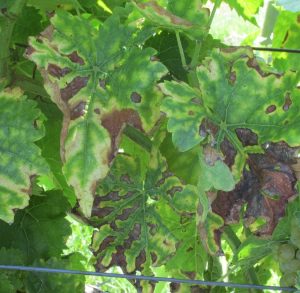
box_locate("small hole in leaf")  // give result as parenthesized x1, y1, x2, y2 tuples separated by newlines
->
(188, 110, 194, 116)
(265, 105, 276, 114)
(131, 92, 142, 103)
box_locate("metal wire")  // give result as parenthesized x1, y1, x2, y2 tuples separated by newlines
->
(0, 265, 296, 291)
(251, 47, 300, 54)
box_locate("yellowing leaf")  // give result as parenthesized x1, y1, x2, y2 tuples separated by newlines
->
(160, 49, 300, 157)
(90, 143, 191, 275)
(27, 11, 167, 217)
(0, 88, 48, 223)
(133, 0, 209, 40)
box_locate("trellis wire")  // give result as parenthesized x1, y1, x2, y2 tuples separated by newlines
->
(252, 47, 300, 54)
(0, 265, 296, 291)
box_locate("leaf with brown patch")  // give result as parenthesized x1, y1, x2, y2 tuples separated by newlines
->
(133, 0, 209, 40)
(26, 10, 167, 217)
(90, 141, 195, 276)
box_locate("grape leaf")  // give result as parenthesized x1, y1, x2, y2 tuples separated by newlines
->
(166, 190, 208, 283)
(12, 6, 43, 44)
(133, 0, 209, 40)
(0, 88, 48, 223)
(90, 144, 193, 277)
(0, 248, 25, 293)
(25, 253, 85, 293)
(199, 146, 235, 192)
(160, 133, 201, 185)
(213, 141, 297, 236)
(273, 11, 300, 71)
(37, 100, 76, 206)
(26, 10, 167, 217)
(27, 0, 80, 11)
(0, 191, 71, 263)
(160, 49, 300, 154)
(233, 236, 273, 268)
(222, 0, 263, 25)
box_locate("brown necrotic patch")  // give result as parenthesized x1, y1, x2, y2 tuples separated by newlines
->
(47, 64, 71, 78)
(265, 104, 276, 114)
(60, 76, 89, 101)
(229, 71, 236, 85)
(130, 92, 142, 103)
(99, 79, 106, 89)
(94, 108, 101, 115)
(70, 101, 86, 120)
(247, 58, 281, 78)
(101, 109, 143, 161)
(138, 2, 193, 27)
(91, 206, 114, 218)
(67, 51, 85, 65)
(116, 205, 139, 221)
(167, 186, 183, 197)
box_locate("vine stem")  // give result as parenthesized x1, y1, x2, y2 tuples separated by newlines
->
(175, 31, 187, 69)
(190, 0, 220, 69)
(223, 226, 260, 293)
(0, 0, 26, 84)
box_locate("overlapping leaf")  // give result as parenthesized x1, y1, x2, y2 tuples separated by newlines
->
(0, 191, 71, 263)
(90, 143, 195, 276)
(133, 0, 209, 40)
(0, 88, 48, 223)
(222, 0, 263, 25)
(273, 11, 300, 71)
(160, 49, 300, 155)
(27, 10, 167, 217)
(26, 253, 85, 293)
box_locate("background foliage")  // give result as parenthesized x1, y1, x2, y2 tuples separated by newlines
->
(1, 0, 300, 292)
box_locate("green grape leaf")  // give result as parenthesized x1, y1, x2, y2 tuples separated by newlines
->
(37, 100, 76, 206)
(160, 133, 201, 185)
(273, 11, 300, 71)
(0, 191, 71, 263)
(26, 10, 167, 217)
(0, 275, 15, 293)
(91, 145, 191, 275)
(27, 0, 80, 11)
(0, 248, 25, 293)
(12, 6, 43, 45)
(160, 81, 204, 151)
(199, 146, 235, 192)
(166, 191, 209, 283)
(272, 197, 300, 241)
(133, 0, 209, 40)
(0, 88, 49, 223)
(25, 253, 85, 293)
(233, 236, 273, 268)
(160, 49, 300, 155)
(222, 0, 263, 25)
